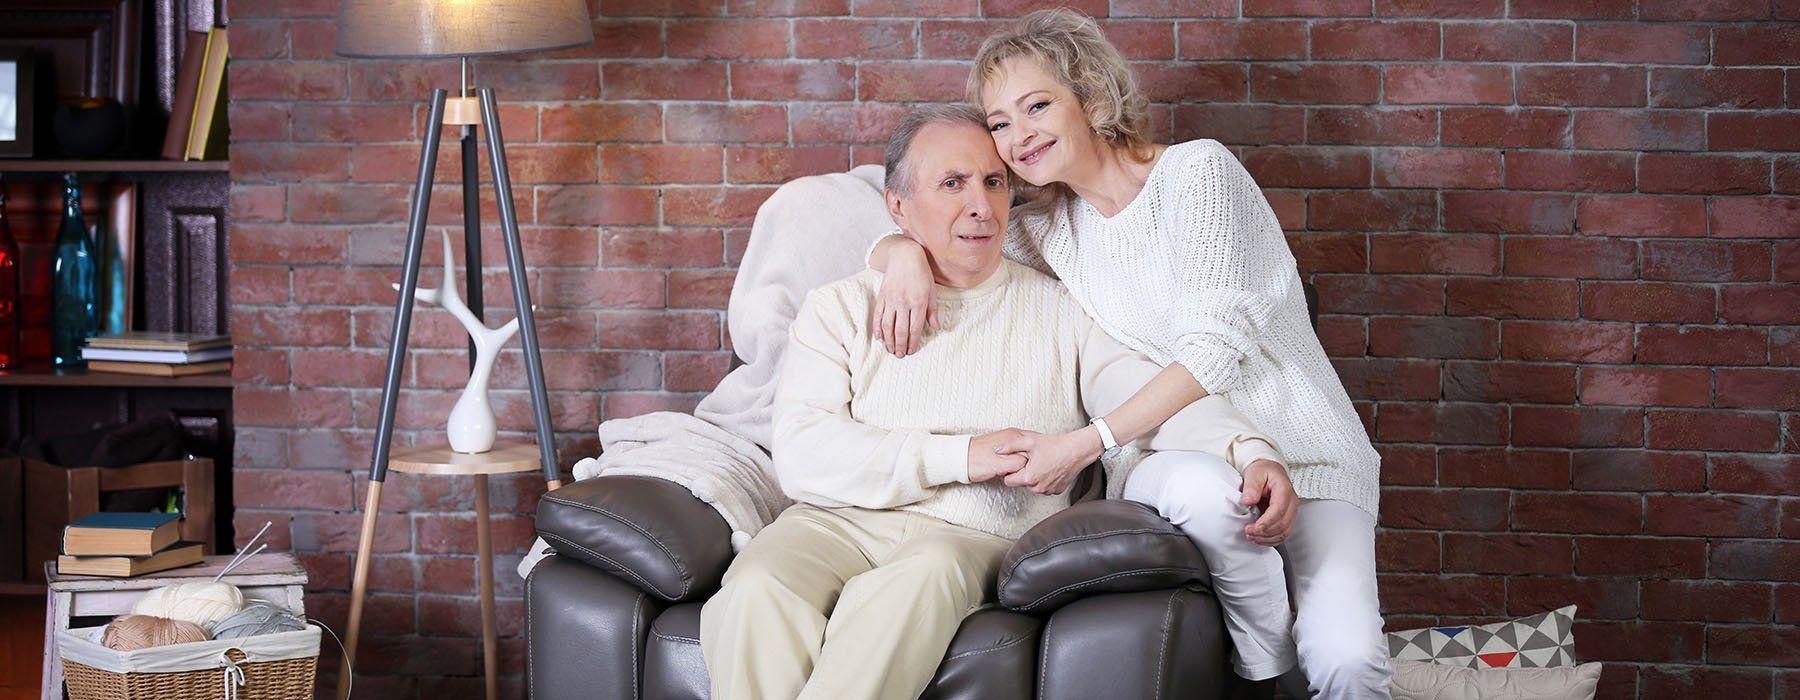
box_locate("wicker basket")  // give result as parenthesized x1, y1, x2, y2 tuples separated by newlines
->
(58, 625, 320, 700)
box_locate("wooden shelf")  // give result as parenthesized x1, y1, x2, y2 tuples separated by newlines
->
(0, 364, 230, 388)
(389, 442, 542, 476)
(0, 159, 229, 173)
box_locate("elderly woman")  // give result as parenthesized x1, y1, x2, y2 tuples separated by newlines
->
(867, 9, 1391, 698)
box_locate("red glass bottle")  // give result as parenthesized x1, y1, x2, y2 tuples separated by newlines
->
(0, 182, 19, 369)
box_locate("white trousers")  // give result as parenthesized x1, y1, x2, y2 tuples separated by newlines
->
(1123, 451, 1393, 698)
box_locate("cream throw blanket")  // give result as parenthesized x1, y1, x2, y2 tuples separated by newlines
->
(519, 165, 894, 578)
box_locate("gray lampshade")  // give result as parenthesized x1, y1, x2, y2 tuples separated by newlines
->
(336, 0, 595, 59)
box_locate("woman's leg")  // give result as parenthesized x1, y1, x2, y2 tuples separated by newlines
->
(1281, 498, 1392, 699)
(1122, 450, 1296, 680)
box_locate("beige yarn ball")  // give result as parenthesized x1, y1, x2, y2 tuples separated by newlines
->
(131, 581, 245, 629)
(101, 615, 211, 651)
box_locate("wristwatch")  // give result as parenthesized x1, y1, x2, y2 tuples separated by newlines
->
(1090, 416, 1122, 459)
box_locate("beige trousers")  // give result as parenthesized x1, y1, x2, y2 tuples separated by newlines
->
(699, 503, 1014, 700)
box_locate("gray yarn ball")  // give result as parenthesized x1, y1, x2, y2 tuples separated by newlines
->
(208, 600, 305, 640)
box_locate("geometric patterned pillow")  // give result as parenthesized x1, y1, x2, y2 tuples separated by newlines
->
(1387, 606, 1577, 669)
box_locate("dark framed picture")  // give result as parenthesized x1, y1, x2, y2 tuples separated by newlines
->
(0, 0, 141, 156)
(0, 48, 32, 157)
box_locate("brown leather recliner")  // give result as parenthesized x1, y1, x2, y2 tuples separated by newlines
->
(525, 469, 1272, 700)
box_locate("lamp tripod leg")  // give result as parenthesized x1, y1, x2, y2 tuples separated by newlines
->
(340, 88, 448, 700)
(337, 482, 384, 700)
(477, 88, 560, 490)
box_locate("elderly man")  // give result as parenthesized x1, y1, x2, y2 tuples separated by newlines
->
(698, 105, 1284, 700)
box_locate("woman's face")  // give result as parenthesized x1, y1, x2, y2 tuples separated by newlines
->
(979, 56, 1097, 187)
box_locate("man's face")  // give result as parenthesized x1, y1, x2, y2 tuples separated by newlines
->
(886, 121, 1012, 281)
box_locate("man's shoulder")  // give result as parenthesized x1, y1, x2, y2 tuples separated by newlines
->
(799, 269, 880, 321)
(1003, 260, 1082, 310)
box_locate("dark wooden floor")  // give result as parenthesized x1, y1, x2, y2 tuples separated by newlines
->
(0, 593, 44, 700)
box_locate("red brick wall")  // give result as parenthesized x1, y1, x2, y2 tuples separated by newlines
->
(226, 1, 1799, 697)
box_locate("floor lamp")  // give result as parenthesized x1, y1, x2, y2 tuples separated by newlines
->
(334, 3, 592, 698)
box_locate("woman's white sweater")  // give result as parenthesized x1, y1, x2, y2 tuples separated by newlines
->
(1007, 139, 1382, 517)
(774, 260, 1285, 540)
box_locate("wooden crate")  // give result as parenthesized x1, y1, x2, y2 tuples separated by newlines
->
(21, 458, 214, 584)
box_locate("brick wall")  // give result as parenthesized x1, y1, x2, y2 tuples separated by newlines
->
(226, 0, 1798, 697)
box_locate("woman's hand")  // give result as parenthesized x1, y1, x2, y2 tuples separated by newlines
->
(1240, 459, 1297, 547)
(873, 238, 938, 358)
(999, 427, 1101, 496)
(968, 429, 1030, 483)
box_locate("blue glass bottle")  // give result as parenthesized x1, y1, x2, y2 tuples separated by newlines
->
(51, 173, 97, 366)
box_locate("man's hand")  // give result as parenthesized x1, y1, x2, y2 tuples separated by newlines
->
(968, 429, 1030, 483)
(1240, 459, 1297, 547)
(999, 427, 1100, 496)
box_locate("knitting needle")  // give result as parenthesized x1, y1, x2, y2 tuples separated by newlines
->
(214, 520, 273, 582)
(215, 543, 268, 581)
(217, 520, 271, 573)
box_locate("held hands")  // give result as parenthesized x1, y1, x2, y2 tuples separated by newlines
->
(1240, 459, 1298, 547)
(968, 429, 1030, 483)
(996, 427, 1101, 496)
(873, 240, 938, 358)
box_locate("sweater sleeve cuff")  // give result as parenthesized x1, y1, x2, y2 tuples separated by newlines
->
(1227, 437, 1285, 474)
(921, 434, 972, 485)
(863, 228, 905, 268)
(1172, 336, 1246, 396)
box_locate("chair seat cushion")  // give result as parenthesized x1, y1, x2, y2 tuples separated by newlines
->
(536, 476, 732, 602)
(644, 602, 1041, 700)
(995, 499, 1209, 614)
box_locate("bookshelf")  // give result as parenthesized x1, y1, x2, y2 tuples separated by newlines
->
(0, 364, 231, 388)
(0, 160, 228, 174)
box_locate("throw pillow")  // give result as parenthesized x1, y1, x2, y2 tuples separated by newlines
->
(1389, 660, 1601, 700)
(1387, 606, 1577, 669)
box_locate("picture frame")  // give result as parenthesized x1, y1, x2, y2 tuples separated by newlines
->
(0, 48, 33, 158)
(0, 0, 142, 157)
(0, 1, 140, 105)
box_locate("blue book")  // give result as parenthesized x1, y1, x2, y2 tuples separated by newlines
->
(64, 512, 181, 556)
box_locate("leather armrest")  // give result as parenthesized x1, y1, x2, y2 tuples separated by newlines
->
(995, 499, 1208, 614)
(536, 475, 732, 602)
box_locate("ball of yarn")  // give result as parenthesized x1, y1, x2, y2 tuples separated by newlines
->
(210, 600, 306, 640)
(131, 581, 245, 629)
(101, 615, 210, 651)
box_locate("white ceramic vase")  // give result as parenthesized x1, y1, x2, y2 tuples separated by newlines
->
(396, 231, 520, 454)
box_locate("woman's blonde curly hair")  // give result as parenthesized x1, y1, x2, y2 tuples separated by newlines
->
(968, 8, 1156, 211)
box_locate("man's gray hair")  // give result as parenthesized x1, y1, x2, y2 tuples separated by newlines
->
(884, 104, 990, 197)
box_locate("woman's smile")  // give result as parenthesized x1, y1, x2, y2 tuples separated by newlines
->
(1015, 138, 1056, 168)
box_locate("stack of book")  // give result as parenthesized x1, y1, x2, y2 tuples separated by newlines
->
(81, 332, 232, 377)
(58, 512, 203, 577)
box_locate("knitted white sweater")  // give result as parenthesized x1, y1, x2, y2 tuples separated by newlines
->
(774, 260, 1284, 540)
(1006, 139, 1382, 517)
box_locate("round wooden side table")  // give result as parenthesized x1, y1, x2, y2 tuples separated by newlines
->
(348, 441, 541, 700)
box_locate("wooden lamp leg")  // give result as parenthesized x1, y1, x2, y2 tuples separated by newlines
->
(475, 474, 498, 700)
(338, 481, 384, 700)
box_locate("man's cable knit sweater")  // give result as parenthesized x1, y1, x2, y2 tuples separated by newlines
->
(1005, 139, 1383, 517)
(773, 260, 1283, 540)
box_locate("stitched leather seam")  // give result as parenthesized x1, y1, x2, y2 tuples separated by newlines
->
(1012, 567, 1203, 613)
(1038, 612, 1056, 698)
(543, 492, 694, 596)
(999, 528, 1192, 583)
(525, 562, 537, 698)
(651, 628, 700, 645)
(631, 593, 645, 700)
(541, 531, 671, 599)
(1154, 589, 1178, 697)
(943, 634, 1032, 662)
